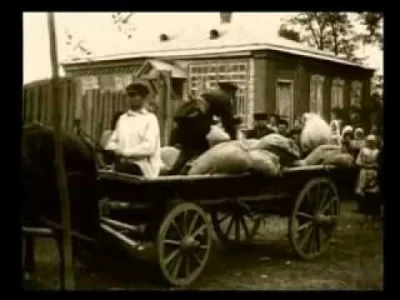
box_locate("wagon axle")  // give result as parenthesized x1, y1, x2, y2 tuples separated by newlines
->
(180, 236, 201, 251)
(313, 213, 338, 225)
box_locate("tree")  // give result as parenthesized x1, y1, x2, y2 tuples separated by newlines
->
(358, 12, 383, 50)
(111, 12, 136, 39)
(282, 13, 360, 60)
(278, 25, 301, 42)
(371, 74, 384, 97)
(65, 30, 93, 60)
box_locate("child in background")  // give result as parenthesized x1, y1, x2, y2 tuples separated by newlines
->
(350, 128, 365, 159)
(329, 119, 342, 146)
(267, 114, 280, 133)
(355, 134, 381, 227)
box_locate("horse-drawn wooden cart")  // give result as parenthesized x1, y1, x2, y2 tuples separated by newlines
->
(97, 164, 357, 287)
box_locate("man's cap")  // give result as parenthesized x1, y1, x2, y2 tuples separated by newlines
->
(253, 113, 267, 120)
(218, 82, 238, 92)
(125, 81, 150, 97)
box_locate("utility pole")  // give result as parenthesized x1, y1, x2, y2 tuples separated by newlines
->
(47, 12, 75, 290)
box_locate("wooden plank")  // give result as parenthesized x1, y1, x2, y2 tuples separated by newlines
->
(23, 87, 31, 124)
(161, 71, 172, 146)
(40, 84, 47, 126)
(99, 91, 106, 136)
(118, 92, 123, 111)
(110, 92, 117, 127)
(68, 81, 77, 132)
(80, 93, 87, 133)
(37, 84, 44, 124)
(105, 91, 112, 130)
(100, 217, 141, 232)
(86, 90, 94, 138)
(61, 81, 69, 131)
(92, 89, 100, 142)
(32, 86, 40, 123)
(22, 227, 54, 237)
(100, 224, 140, 249)
(74, 79, 83, 121)
(46, 82, 53, 127)
(121, 93, 127, 111)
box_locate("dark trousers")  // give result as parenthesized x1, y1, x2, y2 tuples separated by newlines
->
(114, 160, 143, 176)
(167, 148, 205, 175)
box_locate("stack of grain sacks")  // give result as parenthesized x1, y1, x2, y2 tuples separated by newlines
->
(160, 112, 354, 178)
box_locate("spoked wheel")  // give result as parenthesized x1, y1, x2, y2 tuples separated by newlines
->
(156, 202, 212, 287)
(211, 211, 261, 244)
(289, 177, 340, 260)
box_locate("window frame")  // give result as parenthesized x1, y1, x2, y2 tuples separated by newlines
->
(188, 59, 250, 125)
(350, 80, 363, 108)
(310, 74, 325, 116)
(331, 77, 345, 110)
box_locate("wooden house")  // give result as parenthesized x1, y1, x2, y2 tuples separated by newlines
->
(61, 13, 375, 129)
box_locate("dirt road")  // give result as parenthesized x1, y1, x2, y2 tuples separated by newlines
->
(23, 201, 383, 290)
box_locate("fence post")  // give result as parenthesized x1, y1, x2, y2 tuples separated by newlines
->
(160, 70, 172, 146)
(47, 12, 75, 290)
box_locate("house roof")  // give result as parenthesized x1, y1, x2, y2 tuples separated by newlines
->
(62, 22, 374, 71)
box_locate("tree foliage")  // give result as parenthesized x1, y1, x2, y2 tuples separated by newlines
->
(358, 12, 383, 50)
(282, 12, 360, 61)
(111, 12, 136, 39)
(65, 30, 92, 60)
(278, 25, 301, 42)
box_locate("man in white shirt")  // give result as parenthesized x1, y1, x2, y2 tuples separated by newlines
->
(105, 82, 162, 178)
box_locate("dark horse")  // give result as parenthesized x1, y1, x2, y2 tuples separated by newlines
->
(21, 123, 100, 275)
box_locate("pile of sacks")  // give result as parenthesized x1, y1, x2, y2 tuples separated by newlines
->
(296, 113, 354, 168)
(160, 112, 354, 178)
(188, 133, 301, 177)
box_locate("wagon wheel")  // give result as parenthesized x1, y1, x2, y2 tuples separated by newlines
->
(211, 211, 261, 244)
(156, 202, 212, 287)
(289, 177, 340, 260)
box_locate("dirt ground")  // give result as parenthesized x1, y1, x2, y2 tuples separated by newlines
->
(22, 201, 383, 291)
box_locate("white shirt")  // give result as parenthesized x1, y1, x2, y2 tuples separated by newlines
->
(105, 108, 162, 178)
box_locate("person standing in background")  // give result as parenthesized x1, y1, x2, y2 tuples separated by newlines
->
(277, 119, 289, 136)
(350, 128, 365, 159)
(267, 113, 280, 133)
(355, 135, 381, 227)
(247, 113, 273, 139)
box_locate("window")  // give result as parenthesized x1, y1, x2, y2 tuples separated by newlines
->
(310, 75, 325, 116)
(350, 80, 362, 108)
(276, 81, 294, 123)
(331, 78, 345, 110)
(189, 60, 249, 123)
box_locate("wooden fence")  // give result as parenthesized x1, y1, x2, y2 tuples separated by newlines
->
(79, 89, 128, 143)
(23, 78, 78, 132)
(23, 79, 130, 144)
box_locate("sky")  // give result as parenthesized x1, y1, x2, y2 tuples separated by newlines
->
(23, 12, 383, 85)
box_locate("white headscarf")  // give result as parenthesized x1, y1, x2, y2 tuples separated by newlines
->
(341, 125, 354, 139)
